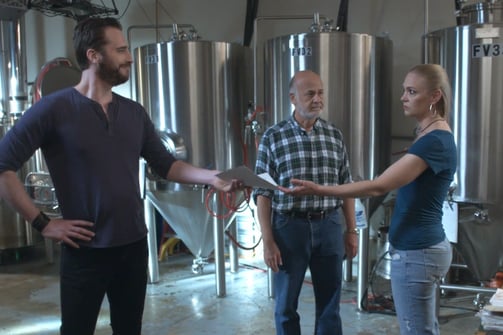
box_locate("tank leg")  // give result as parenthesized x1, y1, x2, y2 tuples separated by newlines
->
(144, 198, 159, 284)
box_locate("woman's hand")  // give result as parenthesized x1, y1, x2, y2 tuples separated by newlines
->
(278, 178, 320, 196)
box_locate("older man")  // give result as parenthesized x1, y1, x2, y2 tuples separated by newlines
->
(254, 70, 358, 335)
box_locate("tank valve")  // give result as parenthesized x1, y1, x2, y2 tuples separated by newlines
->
(245, 101, 264, 136)
(473, 209, 490, 224)
(321, 19, 334, 32)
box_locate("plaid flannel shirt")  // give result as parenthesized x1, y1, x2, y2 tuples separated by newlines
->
(253, 115, 352, 212)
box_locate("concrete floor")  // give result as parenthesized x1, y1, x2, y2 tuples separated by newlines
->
(0, 242, 487, 335)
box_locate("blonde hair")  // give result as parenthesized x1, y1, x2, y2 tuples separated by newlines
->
(408, 64, 452, 121)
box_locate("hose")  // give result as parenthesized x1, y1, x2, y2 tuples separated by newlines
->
(204, 187, 252, 220)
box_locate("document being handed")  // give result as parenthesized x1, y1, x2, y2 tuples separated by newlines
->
(217, 165, 278, 190)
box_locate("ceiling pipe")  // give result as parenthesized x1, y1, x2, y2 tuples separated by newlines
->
(335, 0, 349, 32)
(243, 0, 259, 47)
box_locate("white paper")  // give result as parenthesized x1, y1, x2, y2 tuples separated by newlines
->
(442, 201, 458, 243)
(217, 165, 278, 190)
(490, 288, 503, 307)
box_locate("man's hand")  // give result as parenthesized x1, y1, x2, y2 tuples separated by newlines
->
(212, 176, 244, 193)
(41, 219, 95, 248)
(263, 239, 283, 272)
(344, 232, 358, 259)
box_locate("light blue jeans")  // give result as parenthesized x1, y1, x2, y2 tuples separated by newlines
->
(389, 238, 452, 335)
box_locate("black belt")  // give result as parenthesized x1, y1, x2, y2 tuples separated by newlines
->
(277, 208, 337, 220)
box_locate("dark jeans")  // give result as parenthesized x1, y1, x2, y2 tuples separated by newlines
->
(59, 237, 148, 335)
(272, 210, 344, 335)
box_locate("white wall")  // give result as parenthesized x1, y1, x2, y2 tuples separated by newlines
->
(23, 0, 458, 139)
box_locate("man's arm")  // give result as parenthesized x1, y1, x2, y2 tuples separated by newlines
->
(166, 160, 240, 192)
(256, 195, 282, 272)
(341, 198, 358, 259)
(0, 170, 95, 248)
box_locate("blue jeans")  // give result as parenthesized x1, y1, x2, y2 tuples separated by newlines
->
(389, 238, 452, 335)
(272, 210, 344, 335)
(60, 237, 148, 335)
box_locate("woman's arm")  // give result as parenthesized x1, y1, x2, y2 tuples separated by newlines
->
(280, 153, 429, 198)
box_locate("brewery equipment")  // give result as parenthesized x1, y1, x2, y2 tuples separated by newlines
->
(262, 15, 392, 210)
(0, 9, 35, 256)
(424, 0, 503, 286)
(258, 13, 393, 310)
(135, 29, 254, 292)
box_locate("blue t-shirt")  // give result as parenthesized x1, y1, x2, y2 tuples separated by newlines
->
(0, 88, 176, 248)
(389, 130, 457, 250)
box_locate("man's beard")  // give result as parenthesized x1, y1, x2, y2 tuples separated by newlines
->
(96, 59, 130, 86)
(297, 107, 322, 120)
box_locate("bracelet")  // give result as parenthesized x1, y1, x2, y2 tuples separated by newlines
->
(31, 211, 51, 233)
(345, 228, 359, 235)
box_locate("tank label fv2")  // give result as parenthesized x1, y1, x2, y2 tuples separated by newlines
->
(472, 43, 503, 58)
(291, 47, 313, 56)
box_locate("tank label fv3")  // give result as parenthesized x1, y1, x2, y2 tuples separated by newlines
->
(472, 43, 503, 58)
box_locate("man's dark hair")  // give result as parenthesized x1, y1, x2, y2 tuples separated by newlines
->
(73, 17, 123, 70)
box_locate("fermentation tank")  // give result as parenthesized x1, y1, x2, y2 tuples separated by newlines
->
(1, 5, 80, 260)
(424, 0, 503, 281)
(263, 25, 392, 207)
(135, 38, 254, 273)
(260, 15, 392, 309)
(0, 14, 35, 254)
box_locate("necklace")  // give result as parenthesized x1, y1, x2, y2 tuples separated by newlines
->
(415, 118, 444, 135)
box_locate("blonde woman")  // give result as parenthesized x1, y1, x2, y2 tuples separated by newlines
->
(281, 64, 457, 335)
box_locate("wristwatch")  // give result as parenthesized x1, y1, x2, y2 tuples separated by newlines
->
(31, 211, 51, 232)
(345, 228, 359, 235)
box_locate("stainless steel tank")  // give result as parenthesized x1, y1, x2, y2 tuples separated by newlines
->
(424, 1, 503, 281)
(425, 1, 503, 204)
(261, 22, 392, 309)
(0, 127, 35, 251)
(0, 16, 35, 252)
(263, 31, 392, 199)
(135, 40, 254, 265)
(23, 57, 82, 219)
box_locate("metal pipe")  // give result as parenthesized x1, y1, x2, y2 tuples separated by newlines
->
(44, 238, 54, 264)
(440, 283, 497, 294)
(343, 258, 353, 282)
(126, 24, 196, 47)
(228, 217, 239, 273)
(213, 196, 226, 297)
(424, 0, 429, 35)
(423, 0, 429, 62)
(144, 197, 160, 284)
(243, 0, 259, 47)
(267, 267, 274, 298)
(357, 228, 370, 311)
(335, 0, 349, 32)
(454, 0, 464, 26)
(450, 263, 469, 269)
(0, 17, 29, 120)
